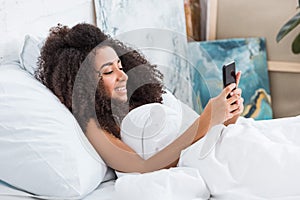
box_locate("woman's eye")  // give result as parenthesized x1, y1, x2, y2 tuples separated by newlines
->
(103, 71, 113, 75)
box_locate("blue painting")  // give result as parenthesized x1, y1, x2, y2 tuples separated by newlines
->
(188, 38, 273, 119)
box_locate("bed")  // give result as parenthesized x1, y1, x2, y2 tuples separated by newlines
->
(2, 54, 300, 200)
(2, 0, 300, 199)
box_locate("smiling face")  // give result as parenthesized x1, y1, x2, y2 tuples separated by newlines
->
(94, 46, 128, 103)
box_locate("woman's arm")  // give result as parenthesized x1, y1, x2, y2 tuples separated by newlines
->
(86, 84, 240, 173)
(86, 108, 210, 173)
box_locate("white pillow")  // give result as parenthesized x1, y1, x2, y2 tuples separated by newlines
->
(162, 90, 199, 134)
(120, 91, 199, 160)
(121, 103, 181, 160)
(0, 63, 107, 199)
(19, 34, 44, 75)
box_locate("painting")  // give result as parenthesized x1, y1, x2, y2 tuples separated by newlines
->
(188, 37, 273, 119)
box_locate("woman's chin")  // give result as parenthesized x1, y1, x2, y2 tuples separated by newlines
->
(112, 95, 128, 103)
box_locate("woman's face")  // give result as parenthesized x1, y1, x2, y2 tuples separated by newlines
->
(94, 46, 128, 102)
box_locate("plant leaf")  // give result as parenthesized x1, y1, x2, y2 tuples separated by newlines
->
(292, 33, 300, 54)
(276, 12, 300, 42)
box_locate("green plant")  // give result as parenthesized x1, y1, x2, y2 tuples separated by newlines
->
(276, 0, 300, 54)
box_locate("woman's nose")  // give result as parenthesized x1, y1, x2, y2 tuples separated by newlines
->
(117, 69, 128, 81)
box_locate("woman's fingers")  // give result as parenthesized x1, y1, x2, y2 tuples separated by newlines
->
(229, 97, 244, 114)
(231, 88, 242, 96)
(236, 71, 242, 86)
(223, 83, 236, 98)
(228, 88, 242, 103)
(228, 89, 244, 110)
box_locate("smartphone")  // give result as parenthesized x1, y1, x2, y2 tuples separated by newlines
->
(222, 61, 236, 98)
(222, 61, 236, 87)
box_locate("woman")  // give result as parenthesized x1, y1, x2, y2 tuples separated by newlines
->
(36, 23, 244, 173)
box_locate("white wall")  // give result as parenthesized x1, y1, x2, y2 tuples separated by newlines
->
(0, 0, 96, 64)
(216, 0, 300, 62)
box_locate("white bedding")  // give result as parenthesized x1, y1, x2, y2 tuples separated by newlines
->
(0, 180, 115, 200)
(110, 115, 300, 200)
(0, 167, 210, 200)
(179, 116, 300, 199)
(2, 69, 300, 200)
(2, 64, 300, 200)
(111, 116, 300, 200)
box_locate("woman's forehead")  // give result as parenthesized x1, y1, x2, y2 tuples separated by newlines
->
(94, 46, 118, 65)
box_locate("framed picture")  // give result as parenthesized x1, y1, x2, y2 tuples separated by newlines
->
(187, 37, 273, 120)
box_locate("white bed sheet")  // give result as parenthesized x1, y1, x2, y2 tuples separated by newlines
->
(0, 180, 115, 200)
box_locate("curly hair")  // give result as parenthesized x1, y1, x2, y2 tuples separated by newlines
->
(35, 23, 164, 138)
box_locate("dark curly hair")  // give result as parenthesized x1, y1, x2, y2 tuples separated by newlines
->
(35, 23, 164, 138)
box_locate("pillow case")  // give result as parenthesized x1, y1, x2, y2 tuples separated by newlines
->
(121, 103, 182, 159)
(162, 89, 199, 134)
(19, 34, 44, 75)
(0, 63, 107, 199)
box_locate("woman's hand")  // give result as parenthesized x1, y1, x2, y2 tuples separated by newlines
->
(209, 71, 244, 127)
(230, 71, 244, 115)
(230, 71, 244, 119)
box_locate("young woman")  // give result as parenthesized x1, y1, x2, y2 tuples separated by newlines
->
(36, 23, 244, 173)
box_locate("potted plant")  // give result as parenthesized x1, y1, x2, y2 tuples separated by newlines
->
(276, 0, 300, 54)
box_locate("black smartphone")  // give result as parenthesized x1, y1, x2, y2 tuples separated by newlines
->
(222, 61, 236, 98)
(222, 61, 236, 87)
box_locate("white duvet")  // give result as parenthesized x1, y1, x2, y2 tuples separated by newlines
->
(179, 116, 300, 199)
(118, 93, 300, 199)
